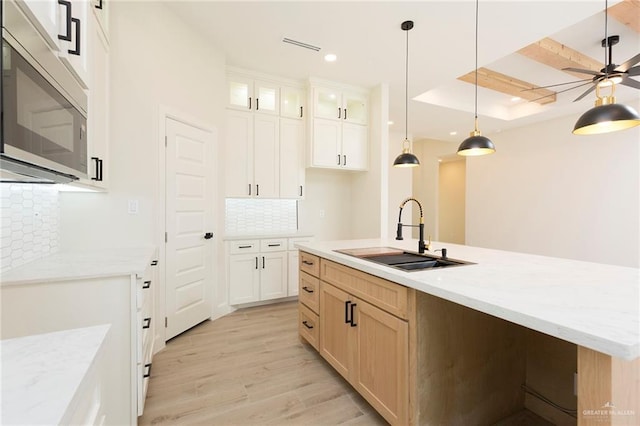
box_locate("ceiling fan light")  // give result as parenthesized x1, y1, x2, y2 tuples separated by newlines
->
(573, 102, 640, 135)
(457, 133, 496, 156)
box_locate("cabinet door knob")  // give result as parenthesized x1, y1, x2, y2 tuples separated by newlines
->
(204, 232, 214, 240)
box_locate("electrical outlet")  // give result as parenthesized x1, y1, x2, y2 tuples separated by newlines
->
(128, 199, 139, 214)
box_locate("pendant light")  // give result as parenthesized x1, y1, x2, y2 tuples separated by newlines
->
(457, 0, 496, 157)
(393, 20, 420, 168)
(573, 0, 640, 135)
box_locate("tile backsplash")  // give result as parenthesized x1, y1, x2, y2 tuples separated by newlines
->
(0, 184, 60, 272)
(225, 198, 297, 234)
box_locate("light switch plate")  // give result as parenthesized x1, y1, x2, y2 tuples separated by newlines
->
(128, 199, 139, 214)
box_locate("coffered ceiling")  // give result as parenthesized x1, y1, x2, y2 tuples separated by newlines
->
(165, 0, 640, 143)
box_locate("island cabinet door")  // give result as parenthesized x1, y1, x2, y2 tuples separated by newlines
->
(319, 282, 356, 381)
(353, 298, 409, 426)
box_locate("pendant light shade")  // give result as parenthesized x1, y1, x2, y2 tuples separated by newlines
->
(457, 0, 495, 157)
(573, 0, 640, 135)
(393, 20, 420, 168)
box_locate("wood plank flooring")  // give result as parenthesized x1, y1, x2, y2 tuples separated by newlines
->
(139, 301, 388, 425)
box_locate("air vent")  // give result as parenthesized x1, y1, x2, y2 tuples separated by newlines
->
(282, 38, 321, 52)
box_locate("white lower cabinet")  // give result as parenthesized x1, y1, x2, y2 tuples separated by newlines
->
(0, 249, 159, 425)
(227, 236, 313, 304)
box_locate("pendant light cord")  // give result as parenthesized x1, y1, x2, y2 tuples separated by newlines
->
(604, 0, 609, 79)
(405, 25, 409, 141)
(474, 0, 479, 130)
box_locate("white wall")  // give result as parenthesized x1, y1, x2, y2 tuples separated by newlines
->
(438, 159, 466, 244)
(466, 113, 639, 268)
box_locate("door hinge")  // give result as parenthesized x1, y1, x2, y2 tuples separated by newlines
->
(165, 232, 168, 243)
(165, 317, 168, 328)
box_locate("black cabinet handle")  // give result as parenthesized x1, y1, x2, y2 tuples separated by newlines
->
(300, 106, 303, 118)
(95, 0, 103, 9)
(349, 303, 357, 327)
(238, 245, 252, 249)
(345, 301, 351, 324)
(204, 232, 213, 239)
(343, 155, 346, 166)
(302, 286, 314, 294)
(337, 154, 341, 165)
(267, 243, 280, 247)
(256, 184, 259, 196)
(344, 109, 347, 120)
(338, 107, 341, 119)
(299, 185, 303, 197)
(255, 257, 258, 269)
(58, 0, 72, 41)
(248, 184, 251, 195)
(302, 260, 314, 266)
(90, 157, 100, 181)
(151, 260, 158, 266)
(143, 363, 152, 378)
(143, 317, 151, 329)
(143, 280, 151, 289)
(262, 256, 265, 269)
(256, 98, 259, 110)
(248, 97, 252, 110)
(302, 320, 314, 330)
(68, 17, 81, 55)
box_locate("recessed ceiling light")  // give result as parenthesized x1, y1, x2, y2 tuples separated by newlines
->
(449, 131, 457, 136)
(324, 53, 337, 62)
(388, 120, 394, 125)
(511, 96, 521, 102)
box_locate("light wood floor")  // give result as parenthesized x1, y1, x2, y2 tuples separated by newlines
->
(139, 301, 388, 425)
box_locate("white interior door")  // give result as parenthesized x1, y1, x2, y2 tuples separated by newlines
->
(165, 117, 215, 339)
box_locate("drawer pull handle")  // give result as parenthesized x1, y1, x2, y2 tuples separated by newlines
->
(143, 363, 152, 378)
(151, 260, 158, 266)
(302, 320, 314, 330)
(268, 243, 281, 247)
(143, 317, 151, 329)
(239, 245, 252, 249)
(302, 260, 314, 266)
(143, 280, 151, 289)
(302, 286, 314, 293)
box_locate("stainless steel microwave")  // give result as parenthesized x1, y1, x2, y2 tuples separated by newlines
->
(1, 1, 88, 183)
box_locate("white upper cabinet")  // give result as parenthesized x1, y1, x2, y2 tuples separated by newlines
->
(14, 0, 61, 51)
(280, 118, 305, 199)
(280, 86, 306, 119)
(313, 87, 368, 125)
(309, 82, 369, 171)
(57, 0, 90, 89)
(228, 76, 279, 115)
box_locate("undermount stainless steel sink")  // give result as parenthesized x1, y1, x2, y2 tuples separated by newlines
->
(335, 247, 474, 272)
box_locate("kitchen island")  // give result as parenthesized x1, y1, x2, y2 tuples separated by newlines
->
(295, 238, 639, 426)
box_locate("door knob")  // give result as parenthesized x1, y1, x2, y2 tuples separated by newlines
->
(204, 232, 213, 239)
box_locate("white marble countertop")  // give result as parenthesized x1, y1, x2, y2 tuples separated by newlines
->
(0, 324, 110, 425)
(223, 231, 314, 241)
(296, 238, 640, 360)
(0, 245, 157, 286)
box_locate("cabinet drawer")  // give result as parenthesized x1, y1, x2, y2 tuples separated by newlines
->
(137, 339, 154, 416)
(299, 252, 320, 277)
(320, 259, 409, 320)
(299, 303, 319, 351)
(260, 239, 286, 252)
(229, 240, 259, 254)
(298, 271, 319, 314)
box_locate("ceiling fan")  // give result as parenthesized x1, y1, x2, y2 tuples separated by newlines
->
(528, 35, 640, 102)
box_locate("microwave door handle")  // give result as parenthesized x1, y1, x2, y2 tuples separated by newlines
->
(68, 17, 81, 55)
(58, 0, 72, 41)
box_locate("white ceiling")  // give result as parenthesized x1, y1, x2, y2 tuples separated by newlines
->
(166, 1, 640, 144)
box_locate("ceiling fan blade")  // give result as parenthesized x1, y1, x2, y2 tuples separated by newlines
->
(620, 78, 640, 90)
(528, 81, 593, 103)
(573, 84, 597, 102)
(520, 79, 593, 92)
(626, 66, 640, 77)
(562, 67, 602, 76)
(614, 53, 640, 73)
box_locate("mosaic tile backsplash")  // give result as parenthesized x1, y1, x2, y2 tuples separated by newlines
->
(0, 184, 60, 272)
(225, 198, 297, 234)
